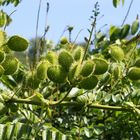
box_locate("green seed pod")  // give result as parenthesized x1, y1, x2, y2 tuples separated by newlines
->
(131, 19, 139, 35)
(2, 55, 19, 75)
(73, 46, 84, 61)
(58, 50, 74, 71)
(46, 107, 52, 119)
(120, 24, 130, 39)
(0, 65, 4, 77)
(36, 60, 49, 80)
(0, 31, 6, 47)
(7, 35, 29, 51)
(110, 46, 124, 61)
(60, 36, 68, 45)
(0, 12, 5, 27)
(93, 58, 108, 75)
(47, 65, 67, 83)
(79, 75, 98, 90)
(80, 60, 94, 77)
(113, 65, 122, 80)
(134, 58, 140, 67)
(68, 62, 81, 83)
(0, 50, 5, 63)
(46, 51, 58, 64)
(127, 67, 140, 80)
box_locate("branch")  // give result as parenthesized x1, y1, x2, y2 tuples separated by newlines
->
(121, 0, 134, 26)
(82, 20, 96, 62)
(125, 34, 140, 45)
(7, 97, 140, 112)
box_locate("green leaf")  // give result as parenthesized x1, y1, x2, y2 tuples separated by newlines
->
(104, 94, 111, 102)
(109, 25, 121, 41)
(122, 0, 125, 5)
(134, 108, 140, 115)
(112, 95, 117, 103)
(0, 125, 4, 139)
(113, 0, 120, 8)
(84, 127, 90, 138)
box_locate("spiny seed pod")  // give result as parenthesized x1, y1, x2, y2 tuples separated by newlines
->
(60, 37, 68, 45)
(127, 67, 140, 80)
(58, 50, 74, 71)
(46, 51, 58, 64)
(46, 107, 52, 119)
(109, 46, 124, 61)
(93, 58, 108, 75)
(68, 62, 81, 83)
(120, 24, 130, 39)
(73, 46, 84, 61)
(113, 65, 122, 80)
(134, 58, 140, 67)
(2, 55, 19, 75)
(131, 19, 139, 35)
(47, 65, 67, 83)
(0, 50, 5, 63)
(79, 75, 98, 90)
(0, 65, 4, 77)
(80, 60, 94, 77)
(7, 35, 29, 51)
(36, 60, 49, 80)
(0, 31, 6, 47)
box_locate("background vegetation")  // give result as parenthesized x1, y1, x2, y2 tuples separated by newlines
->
(0, 0, 140, 139)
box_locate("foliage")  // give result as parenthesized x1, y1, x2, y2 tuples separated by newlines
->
(0, 0, 21, 6)
(113, 0, 125, 8)
(0, 0, 140, 140)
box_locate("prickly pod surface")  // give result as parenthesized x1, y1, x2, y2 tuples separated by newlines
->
(79, 75, 98, 90)
(93, 58, 108, 75)
(127, 67, 140, 81)
(36, 60, 49, 80)
(73, 46, 84, 61)
(80, 60, 94, 77)
(58, 50, 74, 71)
(109, 45, 124, 61)
(0, 50, 5, 63)
(2, 55, 19, 75)
(7, 35, 29, 51)
(47, 65, 67, 83)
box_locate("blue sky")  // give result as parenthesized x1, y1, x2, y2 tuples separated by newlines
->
(2, 0, 140, 43)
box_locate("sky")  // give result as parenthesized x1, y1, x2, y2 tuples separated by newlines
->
(2, 0, 140, 43)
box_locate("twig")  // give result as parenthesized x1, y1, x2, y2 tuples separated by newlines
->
(42, 1, 50, 39)
(124, 33, 140, 45)
(4, 10, 17, 31)
(121, 0, 134, 26)
(54, 87, 72, 105)
(34, 0, 42, 66)
(57, 26, 68, 45)
(7, 97, 140, 112)
(82, 19, 96, 63)
(70, 29, 83, 51)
